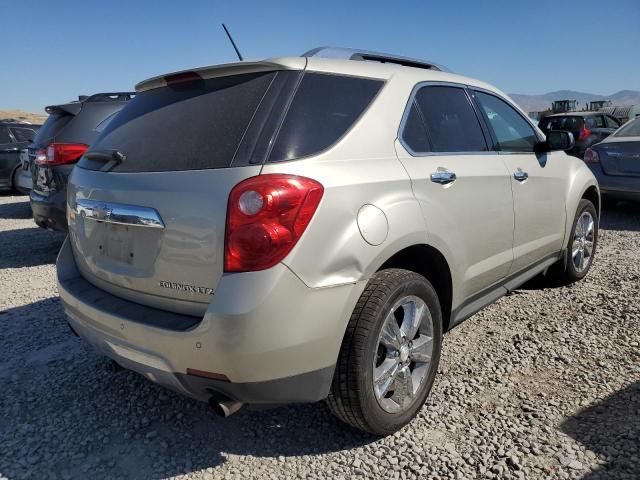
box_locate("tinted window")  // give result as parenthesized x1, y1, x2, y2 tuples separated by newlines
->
(0, 127, 12, 144)
(413, 86, 487, 152)
(85, 72, 277, 172)
(476, 92, 538, 152)
(613, 117, 640, 137)
(94, 112, 118, 133)
(539, 116, 583, 131)
(269, 73, 382, 162)
(401, 101, 430, 153)
(33, 111, 73, 147)
(586, 116, 605, 128)
(9, 127, 37, 143)
(605, 116, 620, 129)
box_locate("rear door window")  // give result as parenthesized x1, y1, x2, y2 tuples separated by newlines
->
(401, 101, 431, 153)
(475, 92, 539, 152)
(411, 86, 487, 153)
(586, 116, 605, 129)
(605, 116, 621, 129)
(268, 73, 383, 162)
(0, 127, 12, 145)
(9, 127, 37, 143)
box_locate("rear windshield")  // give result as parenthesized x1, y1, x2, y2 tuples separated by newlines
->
(539, 116, 583, 131)
(80, 70, 383, 172)
(613, 117, 640, 137)
(32, 111, 72, 147)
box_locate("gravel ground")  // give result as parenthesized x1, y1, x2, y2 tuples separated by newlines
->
(0, 193, 638, 480)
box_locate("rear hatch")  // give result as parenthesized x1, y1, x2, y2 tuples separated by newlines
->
(68, 59, 384, 316)
(30, 96, 131, 195)
(68, 63, 303, 316)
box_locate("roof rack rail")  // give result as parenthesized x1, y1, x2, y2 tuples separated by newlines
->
(302, 47, 449, 72)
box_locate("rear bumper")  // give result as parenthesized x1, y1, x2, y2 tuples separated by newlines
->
(57, 237, 365, 404)
(30, 189, 68, 231)
(14, 168, 32, 193)
(587, 164, 640, 200)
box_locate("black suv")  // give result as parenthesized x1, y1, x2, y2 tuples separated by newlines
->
(538, 112, 621, 159)
(0, 120, 39, 193)
(28, 93, 134, 230)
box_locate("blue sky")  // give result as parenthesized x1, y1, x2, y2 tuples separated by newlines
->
(2, 0, 639, 112)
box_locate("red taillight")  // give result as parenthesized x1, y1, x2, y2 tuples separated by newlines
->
(584, 148, 600, 164)
(578, 124, 591, 141)
(164, 71, 202, 86)
(224, 174, 324, 272)
(35, 143, 88, 166)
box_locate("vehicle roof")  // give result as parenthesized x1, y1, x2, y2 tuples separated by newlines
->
(545, 112, 606, 118)
(46, 92, 135, 115)
(136, 53, 505, 98)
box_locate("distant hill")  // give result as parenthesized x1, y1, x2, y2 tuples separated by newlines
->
(509, 90, 640, 114)
(0, 109, 48, 125)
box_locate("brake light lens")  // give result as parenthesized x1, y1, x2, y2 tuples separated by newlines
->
(35, 143, 88, 166)
(578, 124, 591, 141)
(584, 148, 600, 164)
(225, 174, 324, 272)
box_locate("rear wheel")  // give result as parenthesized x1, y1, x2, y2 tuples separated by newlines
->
(327, 268, 442, 436)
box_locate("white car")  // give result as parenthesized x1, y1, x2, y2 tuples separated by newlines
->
(57, 47, 599, 435)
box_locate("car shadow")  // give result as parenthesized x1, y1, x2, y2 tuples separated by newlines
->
(0, 227, 65, 268)
(600, 200, 640, 232)
(0, 298, 375, 480)
(559, 382, 640, 479)
(0, 198, 32, 220)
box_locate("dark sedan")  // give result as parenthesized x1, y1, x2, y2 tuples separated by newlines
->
(584, 117, 640, 203)
(539, 112, 621, 159)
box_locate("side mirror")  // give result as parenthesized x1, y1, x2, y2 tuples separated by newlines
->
(537, 130, 575, 153)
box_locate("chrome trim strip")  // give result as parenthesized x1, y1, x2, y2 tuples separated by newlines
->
(74, 199, 165, 229)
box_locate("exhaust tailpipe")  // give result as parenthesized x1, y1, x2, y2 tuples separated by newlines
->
(209, 396, 243, 417)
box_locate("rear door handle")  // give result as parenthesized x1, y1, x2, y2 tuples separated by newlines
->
(430, 171, 457, 185)
(513, 169, 529, 182)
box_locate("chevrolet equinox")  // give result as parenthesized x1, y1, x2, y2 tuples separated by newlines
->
(57, 47, 599, 435)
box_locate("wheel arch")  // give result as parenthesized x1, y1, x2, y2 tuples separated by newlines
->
(377, 244, 453, 331)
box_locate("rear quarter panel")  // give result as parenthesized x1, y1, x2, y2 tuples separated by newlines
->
(260, 75, 440, 289)
(563, 154, 600, 246)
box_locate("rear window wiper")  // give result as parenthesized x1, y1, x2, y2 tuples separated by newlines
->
(83, 149, 126, 172)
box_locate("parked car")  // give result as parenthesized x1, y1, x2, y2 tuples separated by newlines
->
(0, 120, 39, 193)
(57, 48, 599, 436)
(538, 112, 621, 159)
(584, 116, 640, 203)
(28, 92, 134, 230)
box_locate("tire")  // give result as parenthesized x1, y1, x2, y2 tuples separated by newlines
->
(327, 268, 443, 436)
(553, 199, 598, 285)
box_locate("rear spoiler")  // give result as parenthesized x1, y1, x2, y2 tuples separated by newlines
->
(135, 58, 307, 93)
(45, 92, 135, 115)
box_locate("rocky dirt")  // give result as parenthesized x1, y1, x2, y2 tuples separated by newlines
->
(0, 193, 638, 480)
(0, 110, 47, 125)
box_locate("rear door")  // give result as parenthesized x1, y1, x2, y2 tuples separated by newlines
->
(68, 69, 302, 316)
(395, 84, 514, 300)
(473, 90, 566, 273)
(585, 115, 615, 144)
(0, 126, 19, 189)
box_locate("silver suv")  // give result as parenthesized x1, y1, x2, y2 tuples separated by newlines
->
(58, 48, 599, 435)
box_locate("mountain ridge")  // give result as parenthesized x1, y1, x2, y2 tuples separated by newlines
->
(508, 90, 640, 113)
